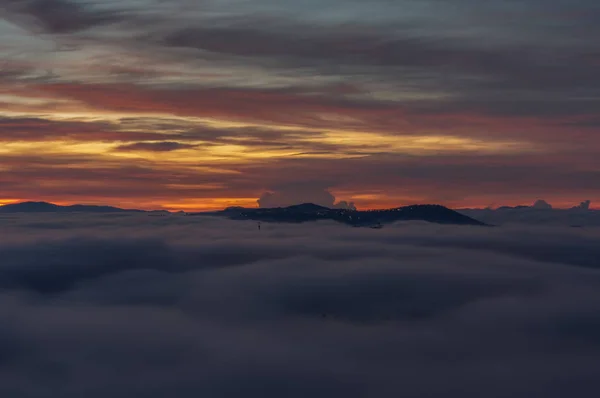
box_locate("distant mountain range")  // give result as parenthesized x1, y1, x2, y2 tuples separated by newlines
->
(195, 203, 487, 227)
(0, 201, 487, 227)
(0, 202, 143, 214)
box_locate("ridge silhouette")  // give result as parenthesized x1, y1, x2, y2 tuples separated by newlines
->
(0, 201, 487, 226)
(208, 203, 487, 227)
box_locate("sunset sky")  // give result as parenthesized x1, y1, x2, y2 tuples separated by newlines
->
(0, 0, 598, 211)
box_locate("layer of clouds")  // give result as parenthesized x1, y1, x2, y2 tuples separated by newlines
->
(460, 199, 600, 226)
(2, 143, 599, 210)
(1, 0, 598, 120)
(0, 0, 128, 34)
(114, 141, 197, 152)
(0, 0, 598, 208)
(1, 215, 600, 397)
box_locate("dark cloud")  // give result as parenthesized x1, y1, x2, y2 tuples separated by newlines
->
(136, 12, 599, 116)
(573, 200, 592, 210)
(1, 216, 600, 396)
(20, 79, 598, 146)
(0, 116, 169, 142)
(4, 0, 596, 119)
(0, 0, 126, 34)
(33, 82, 395, 129)
(0, 117, 333, 151)
(114, 141, 197, 152)
(0, 61, 32, 82)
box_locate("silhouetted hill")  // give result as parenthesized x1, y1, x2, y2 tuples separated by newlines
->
(0, 202, 141, 213)
(0, 201, 487, 226)
(199, 203, 487, 227)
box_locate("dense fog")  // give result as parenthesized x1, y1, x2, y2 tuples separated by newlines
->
(1, 214, 600, 397)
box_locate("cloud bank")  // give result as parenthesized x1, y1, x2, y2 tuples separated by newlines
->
(459, 199, 600, 226)
(1, 214, 600, 397)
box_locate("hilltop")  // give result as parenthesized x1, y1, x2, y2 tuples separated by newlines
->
(195, 203, 487, 227)
(0, 201, 487, 227)
(0, 202, 143, 214)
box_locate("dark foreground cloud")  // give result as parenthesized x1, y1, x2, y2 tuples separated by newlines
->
(1, 214, 600, 397)
(114, 141, 197, 152)
(0, 0, 127, 34)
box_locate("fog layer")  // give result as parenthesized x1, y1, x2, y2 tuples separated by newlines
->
(1, 214, 600, 397)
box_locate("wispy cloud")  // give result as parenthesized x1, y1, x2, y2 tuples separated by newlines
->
(0, 0, 598, 208)
(0, 0, 128, 33)
(114, 141, 197, 152)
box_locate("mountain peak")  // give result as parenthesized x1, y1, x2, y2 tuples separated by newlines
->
(283, 203, 331, 211)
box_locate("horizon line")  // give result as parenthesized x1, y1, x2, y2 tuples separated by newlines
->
(0, 200, 596, 213)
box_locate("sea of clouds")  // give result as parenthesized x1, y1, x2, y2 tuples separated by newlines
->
(1, 213, 600, 397)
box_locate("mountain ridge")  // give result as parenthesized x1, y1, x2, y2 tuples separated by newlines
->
(0, 201, 487, 226)
(0, 201, 143, 213)
(198, 203, 487, 227)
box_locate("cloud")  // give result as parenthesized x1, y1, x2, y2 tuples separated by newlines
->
(3, 0, 597, 121)
(1, 216, 600, 397)
(572, 200, 592, 210)
(0, 117, 169, 142)
(459, 207, 600, 227)
(0, 0, 598, 209)
(114, 141, 197, 152)
(258, 185, 356, 209)
(143, 7, 599, 102)
(13, 79, 596, 151)
(2, 142, 599, 211)
(30, 82, 401, 130)
(0, 0, 127, 34)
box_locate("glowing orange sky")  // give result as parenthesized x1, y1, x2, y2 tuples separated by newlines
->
(0, 0, 598, 211)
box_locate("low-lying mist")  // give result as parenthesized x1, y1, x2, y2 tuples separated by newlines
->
(1, 214, 600, 397)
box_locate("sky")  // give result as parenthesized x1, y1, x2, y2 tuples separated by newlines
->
(0, 0, 598, 211)
(2, 214, 600, 397)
